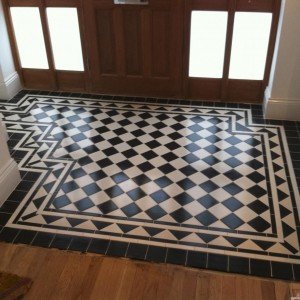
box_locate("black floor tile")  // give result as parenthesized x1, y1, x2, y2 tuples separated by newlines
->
(0, 213, 11, 226)
(32, 232, 55, 248)
(50, 234, 72, 250)
(106, 241, 128, 257)
(146, 246, 167, 263)
(126, 243, 148, 260)
(88, 239, 110, 255)
(15, 180, 35, 192)
(293, 264, 300, 281)
(7, 190, 27, 203)
(186, 251, 207, 269)
(23, 171, 42, 182)
(0, 201, 19, 214)
(250, 259, 271, 278)
(229, 256, 250, 275)
(68, 237, 91, 252)
(207, 254, 228, 272)
(0, 227, 20, 243)
(14, 230, 37, 245)
(271, 262, 294, 280)
(166, 248, 187, 265)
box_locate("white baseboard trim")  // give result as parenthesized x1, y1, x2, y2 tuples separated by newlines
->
(0, 121, 9, 141)
(0, 71, 22, 100)
(0, 159, 21, 207)
(264, 90, 300, 121)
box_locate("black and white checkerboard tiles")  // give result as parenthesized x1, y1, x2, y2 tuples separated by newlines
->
(0, 92, 300, 281)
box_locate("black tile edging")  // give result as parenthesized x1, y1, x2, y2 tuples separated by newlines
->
(10, 89, 267, 109)
(0, 232, 299, 282)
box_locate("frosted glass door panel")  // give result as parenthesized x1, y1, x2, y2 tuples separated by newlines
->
(47, 8, 84, 71)
(229, 12, 272, 80)
(10, 7, 49, 69)
(189, 11, 228, 78)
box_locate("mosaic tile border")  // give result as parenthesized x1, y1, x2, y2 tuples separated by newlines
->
(0, 90, 299, 281)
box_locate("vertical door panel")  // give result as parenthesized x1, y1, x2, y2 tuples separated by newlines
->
(151, 10, 170, 78)
(83, 0, 183, 98)
(123, 9, 142, 76)
(96, 9, 117, 75)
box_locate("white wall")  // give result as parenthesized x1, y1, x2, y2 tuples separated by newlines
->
(0, 120, 21, 206)
(264, 0, 300, 121)
(0, 122, 11, 166)
(0, 0, 22, 100)
(0, 3, 21, 205)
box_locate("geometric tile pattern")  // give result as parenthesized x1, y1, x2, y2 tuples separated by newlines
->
(0, 92, 300, 279)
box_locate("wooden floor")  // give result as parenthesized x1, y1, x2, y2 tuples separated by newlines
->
(0, 242, 299, 300)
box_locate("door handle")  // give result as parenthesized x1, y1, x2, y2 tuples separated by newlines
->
(114, 0, 149, 5)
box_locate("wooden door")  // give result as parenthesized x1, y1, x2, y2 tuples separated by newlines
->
(184, 0, 281, 102)
(3, 0, 88, 92)
(83, 0, 184, 98)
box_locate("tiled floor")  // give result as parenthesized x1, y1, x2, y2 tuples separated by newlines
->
(0, 90, 300, 281)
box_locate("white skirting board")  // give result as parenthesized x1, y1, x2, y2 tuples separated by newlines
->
(0, 72, 22, 100)
(264, 88, 300, 121)
(0, 120, 8, 141)
(0, 158, 21, 207)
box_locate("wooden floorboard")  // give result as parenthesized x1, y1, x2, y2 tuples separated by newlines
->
(0, 242, 298, 300)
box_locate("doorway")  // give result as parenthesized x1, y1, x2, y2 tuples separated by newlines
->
(3, 0, 281, 103)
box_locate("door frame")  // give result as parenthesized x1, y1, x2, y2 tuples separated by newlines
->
(2, 0, 89, 92)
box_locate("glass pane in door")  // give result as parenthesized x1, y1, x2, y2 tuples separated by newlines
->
(10, 7, 49, 69)
(189, 11, 228, 78)
(46, 8, 84, 71)
(229, 12, 272, 80)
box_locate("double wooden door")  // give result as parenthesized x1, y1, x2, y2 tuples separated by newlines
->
(4, 0, 281, 102)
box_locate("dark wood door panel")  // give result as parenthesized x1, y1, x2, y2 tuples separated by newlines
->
(188, 0, 229, 11)
(227, 80, 263, 102)
(22, 69, 56, 90)
(95, 9, 117, 75)
(187, 79, 222, 101)
(236, 0, 275, 12)
(151, 10, 171, 78)
(84, 0, 183, 98)
(123, 9, 143, 76)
